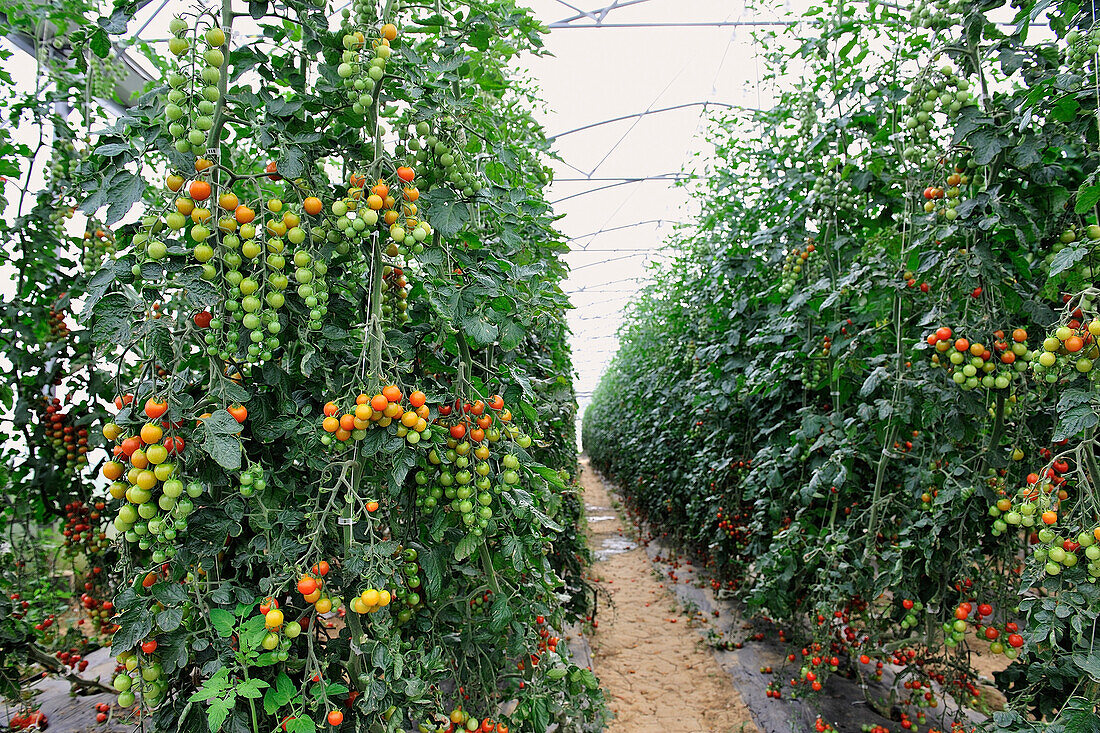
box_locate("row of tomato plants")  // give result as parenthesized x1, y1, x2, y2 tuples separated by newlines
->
(0, 0, 605, 731)
(585, 0, 1100, 730)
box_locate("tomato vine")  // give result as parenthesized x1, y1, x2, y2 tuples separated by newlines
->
(585, 0, 1100, 729)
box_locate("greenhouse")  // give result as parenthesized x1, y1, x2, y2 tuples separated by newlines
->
(1, 0, 1098, 731)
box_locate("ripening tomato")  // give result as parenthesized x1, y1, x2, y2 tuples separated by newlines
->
(450, 423, 467, 439)
(194, 311, 213, 328)
(218, 191, 239, 210)
(304, 196, 323, 215)
(397, 166, 415, 182)
(327, 710, 343, 726)
(228, 404, 248, 423)
(235, 205, 255, 224)
(189, 180, 211, 201)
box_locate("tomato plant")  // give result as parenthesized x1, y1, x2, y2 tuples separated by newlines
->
(64, 0, 603, 731)
(584, 0, 1100, 729)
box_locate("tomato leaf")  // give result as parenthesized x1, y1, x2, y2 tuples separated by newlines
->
(1075, 182, 1100, 214)
(453, 532, 480, 562)
(1050, 244, 1087, 276)
(209, 609, 236, 638)
(424, 188, 469, 237)
(206, 696, 235, 733)
(156, 606, 184, 632)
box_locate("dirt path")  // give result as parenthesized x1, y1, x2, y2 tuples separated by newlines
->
(580, 459, 759, 733)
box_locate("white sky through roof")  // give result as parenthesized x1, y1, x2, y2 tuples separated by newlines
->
(521, 0, 807, 415)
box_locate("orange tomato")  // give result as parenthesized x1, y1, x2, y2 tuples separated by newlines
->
(304, 196, 323, 215)
(218, 191, 239, 210)
(189, 180, 211, 201)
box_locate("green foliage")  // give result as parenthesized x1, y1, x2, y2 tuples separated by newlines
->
(585, 0, 1100, 728)
(48, 0, 607, 731)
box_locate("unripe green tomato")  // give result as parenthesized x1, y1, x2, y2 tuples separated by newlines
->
(205, 27, 226, 46)
(168, 37, 189, 56)
(147, 241, 168, 260)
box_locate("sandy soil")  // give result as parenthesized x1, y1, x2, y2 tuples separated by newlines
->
(579, 459, 759, 733)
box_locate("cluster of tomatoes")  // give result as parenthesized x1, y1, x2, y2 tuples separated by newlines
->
(6, 709, 47, 730)
(92, 702, 112, 724)
(101, 395, 199, 562)
(778, 241, 816, 297)
(990, 459, 1069, 537)
(1066, 26, 1100, 67)
(901, 64, 977, 164)
(320, 385, 431, 446)
(800, 335, 830, 388)
(1034, 523, 1100, 580)
(80, 225, 116, 271)
(899, 679, 935, 725)
(113, 643, 169, 709)
(61, 499, 105, 553)
(920, 161, 970, 221)
(337, 22, 396, 115)
(328, 167, 430, 261)
(163, 18, 224, 155)
(421, 396, 532, 538)
(714, 506, 751, 546)
(414, 708, 509, 733)
(1032, 317, 1100, 381)
(32, 612, 58, 634)
(813, 716, 836, 732)
(77, 572, 117, 635)
(188, 190, 318, 360)
(256, 597, 303, 659)
(46, 304, 71, 344)
(930, 724, 978, 733)
(8, 592, 31, 623)
(402, 119, 485, 201)
(295, 561, 339, 616)
(40, 396, 89, 472)
(925, 326, 1031, 391)
(54, 645, 91, 674)
(382, 265, 411, 324)
(859, 725, 890, 733)
(942, 600, 1024, 656)
(532, 612, 560, 658)
(897, 597, 924, 631)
